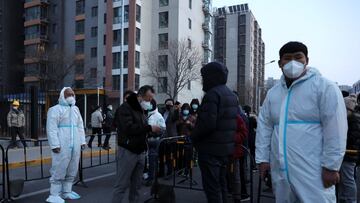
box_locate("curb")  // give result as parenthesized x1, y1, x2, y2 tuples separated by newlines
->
(0, 149, 116, 171)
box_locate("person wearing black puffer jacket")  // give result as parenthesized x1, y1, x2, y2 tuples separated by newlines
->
(111, 86, 161, 203)
(191, 62, 238, 203)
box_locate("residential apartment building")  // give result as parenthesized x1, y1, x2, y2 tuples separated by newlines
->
(265, 77, 279, 92)
(105, 0, 213, 104)
(21, 0, 212, 105)
(0, 0, 24, 91)
(23, 0, 106, 90)
(214, 4, 265, 112)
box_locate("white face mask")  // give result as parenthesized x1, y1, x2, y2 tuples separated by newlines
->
(283, 60, 306, 79)
(108, 107, 113, 111)
(140, 101, 152, 110)
(65, 96, 76, 106)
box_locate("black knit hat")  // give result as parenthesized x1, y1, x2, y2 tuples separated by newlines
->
(279, 41, 308, 59)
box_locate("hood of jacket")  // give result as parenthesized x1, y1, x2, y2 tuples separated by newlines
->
(58, 87, 75, 106)
(201, 62, 228, 92)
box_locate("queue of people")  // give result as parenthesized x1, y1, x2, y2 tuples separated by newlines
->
(42, 41, 359, 203)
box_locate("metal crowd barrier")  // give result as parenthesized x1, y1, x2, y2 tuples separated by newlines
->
(0, 133, 117, 200)
(256, 149, 360, 203)
(148, 136, 256, 203)
(0, 144, 5, 202)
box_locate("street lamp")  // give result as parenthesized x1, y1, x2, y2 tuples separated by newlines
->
(257, 60, 276, 112)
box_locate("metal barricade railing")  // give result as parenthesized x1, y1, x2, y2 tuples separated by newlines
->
(75, 132, 117, 187)
(147, 136, 256, 203)
(256, 149, 360, 203)
(0, 144, 5, 201)
(0, 132, 117, 199)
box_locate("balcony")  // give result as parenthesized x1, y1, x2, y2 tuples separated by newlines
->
(202, 23, 209, 31)
(24, 0, 49, 9)
(202, 5, 210, 14)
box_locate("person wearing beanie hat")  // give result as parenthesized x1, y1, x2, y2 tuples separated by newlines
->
(191, 61, 238, 202)
(256, 41, 347, 202)
(7, 100, 27, 148)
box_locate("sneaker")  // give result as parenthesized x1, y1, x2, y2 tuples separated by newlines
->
(240, 194, 250, 201)
(46, 195, 65, 203)
(62, 191, 81, 200)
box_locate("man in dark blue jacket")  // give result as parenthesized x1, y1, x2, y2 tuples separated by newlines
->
(191, 62, 238, 203)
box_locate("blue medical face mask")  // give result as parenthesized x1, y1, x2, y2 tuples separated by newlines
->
(192, 104, 198, 110)
(182, 110, 190, 115)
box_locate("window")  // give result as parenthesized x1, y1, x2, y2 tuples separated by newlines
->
(25, 7, 40, 21)
(136, 28, 141, 45)
(104, 13, 107, 24)
(159, 0, 169, 7)
(113, 29, 122, 46)
(189, 0, 192, 9)
(124, 28, 128, 45)
(239, 14, 246, 24)
(75, 80, 84, 89)
(187, 80, 191, 90)
(123, 74, 128, 91)
(113, 7, 122, 24)
(52, 23, 57, 34)
(158, 77, 168, 93)
(75, 60, 84, 74)
(188, 18, 192, 29)
(52, 4, 57, 14)
(90, 68, 97, 78)
(136, 5, 141, 23)
(76, 0, 85, 15)
(135, 51, 140, 68)
(76, 20, 85, 35)
(135, 74, 140, 90)
(124, 5, 129, 22)
(188, 39, 191, 49)
(92, 6, 98, 17)
(112, 75, 120, 90)
(158, 55, 168, 71)
(91, 47, 97, 58)
(103, 56, 106, 66)
(113, 52, 121, 69)
(25, 25, 42, 40)
(123, 51, 128, 68)
(91, 26, 98, 37)
(103, 34, 106, 45)
(158, 33, 168, 49)
(159, 12, 168, 28)
(75, 40, 84, 54)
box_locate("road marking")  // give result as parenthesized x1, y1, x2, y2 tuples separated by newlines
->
(14, 172, 116, 200)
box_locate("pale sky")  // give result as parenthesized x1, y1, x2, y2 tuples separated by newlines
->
(212, 0, 360, 86)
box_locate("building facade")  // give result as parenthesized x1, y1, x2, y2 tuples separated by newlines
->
(213, 4, 265, 112)
(0, 0, 24, 91)
(23, 0, 106, 90)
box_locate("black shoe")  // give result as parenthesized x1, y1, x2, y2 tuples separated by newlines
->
(144, 179, 153, 187)
(102, 146, 111, 150)
(87, 143, 92, 148)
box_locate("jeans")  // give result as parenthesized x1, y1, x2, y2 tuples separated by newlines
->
(112, 147, 145, 203)
(339, 161, 357, 203)
(198, 153, 229, 203)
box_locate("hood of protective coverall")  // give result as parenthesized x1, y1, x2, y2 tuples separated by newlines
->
(255, 67, 347, 202)
(58, 87, 76, 106)
(201, 62, 228, 92)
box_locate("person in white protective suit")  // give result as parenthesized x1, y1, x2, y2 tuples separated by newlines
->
(46, 87, 87, 203)
(256, 41, 348, 203)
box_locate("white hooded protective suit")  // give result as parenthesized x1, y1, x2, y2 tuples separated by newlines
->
(46, 87, 86, 202)
(256, 67, 347, 202)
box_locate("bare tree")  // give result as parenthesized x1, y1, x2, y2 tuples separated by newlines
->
(26, 44, 77, 91)
(145, 40, 202, 100)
